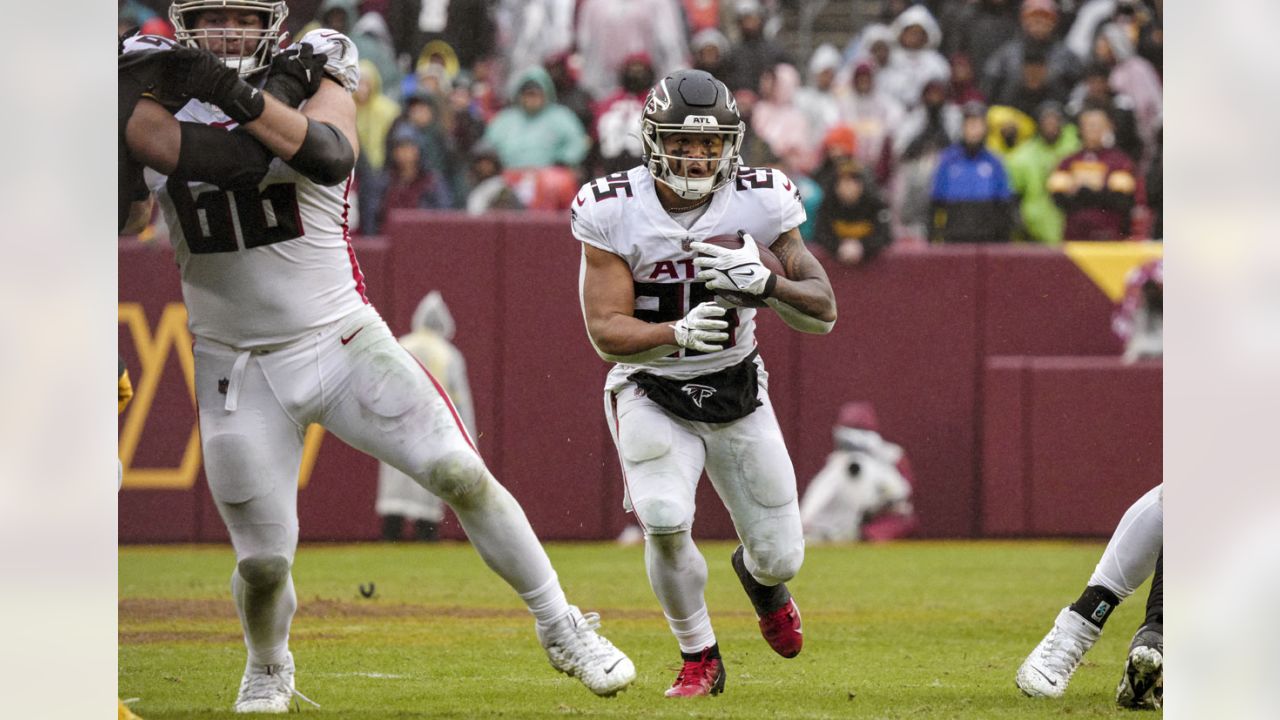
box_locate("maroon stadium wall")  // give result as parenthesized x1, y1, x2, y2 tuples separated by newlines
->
(118, 215, 1161, 542)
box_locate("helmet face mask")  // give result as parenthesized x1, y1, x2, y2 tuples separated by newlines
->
(641, 70, 744, 200)
(169, 0, 289, 78)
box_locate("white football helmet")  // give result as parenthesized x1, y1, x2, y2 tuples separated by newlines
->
(640, 69, 744, 200)
(169, 0, 289, 77)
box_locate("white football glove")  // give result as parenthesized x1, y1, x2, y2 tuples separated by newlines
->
(691, 233, 775, 298)
(671, 302, 730, 353)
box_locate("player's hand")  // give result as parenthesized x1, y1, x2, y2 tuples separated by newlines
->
(164, 46, 265, 125)
(671, 302, 730, 353)
(691, 232, 775, 298)
(264, 44, 330, 108)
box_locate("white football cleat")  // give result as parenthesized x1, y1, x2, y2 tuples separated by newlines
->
(536, 606, 637, 697)
(1016, 608, 1100, 698)
(233, 652, 319, 713)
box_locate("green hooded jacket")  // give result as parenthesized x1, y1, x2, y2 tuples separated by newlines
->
(1005, 124, 1081, 245)
(480, 66, 589, 170)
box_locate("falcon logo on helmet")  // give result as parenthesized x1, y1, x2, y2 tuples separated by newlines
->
(641, 69, 745, 201)
(169, 0, 289, 78)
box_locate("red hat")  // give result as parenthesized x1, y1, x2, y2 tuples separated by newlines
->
(823, 124, 858, 156)
(837, 402, 880, 432)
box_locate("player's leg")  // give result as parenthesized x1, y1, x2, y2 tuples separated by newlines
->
(319, 313, 634, 695)
(1116, 550, 1163, 709)
(375, 462, 445, 541)
(194, 340, 311, 713)
(1017, 484, 1164, 698)
(703, 391, 805, 659)
(599, 386, 721, 696)
(606, 385, 725, 698)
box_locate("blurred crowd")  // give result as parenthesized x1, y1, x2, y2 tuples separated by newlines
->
(121, 0, 1162, 254)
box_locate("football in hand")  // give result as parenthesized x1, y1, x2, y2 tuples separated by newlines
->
(697, 233, 785, 308)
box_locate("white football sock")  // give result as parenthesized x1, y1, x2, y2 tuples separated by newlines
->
(521, 574, 572, 628)
(645, 530, 714, 645)
(1088, 484, 1164, 599)
(666, 606, 717, 655)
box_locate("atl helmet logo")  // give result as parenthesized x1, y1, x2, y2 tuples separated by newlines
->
(644, 79, 673, 116)
(682, 383, 717, 408)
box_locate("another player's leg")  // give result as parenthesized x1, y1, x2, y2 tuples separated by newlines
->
(1117, 551, 1163, 709)
(1017, 485, 1163, 698)
(322, 314, 633, 695)
(705, 394, 805, 659)
(194, 341, 315, 713)
(608, 386, 725, 697)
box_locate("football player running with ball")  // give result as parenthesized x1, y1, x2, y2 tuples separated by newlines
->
(120, 0, 634, 712)
(574, 69, 837, 697)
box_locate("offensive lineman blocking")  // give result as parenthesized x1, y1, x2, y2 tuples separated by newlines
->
(574, 69, 837, 697)
(120, 0, 634, 711)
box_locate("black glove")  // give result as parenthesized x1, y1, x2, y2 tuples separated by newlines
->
(263, 44, 330, 108)
(164, 46, 265, 125)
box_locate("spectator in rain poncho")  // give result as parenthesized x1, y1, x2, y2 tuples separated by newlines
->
(876, 5, 951, 110)
(352, 11, 403, 103)
(839, 61, 905, 179)
(1091, 22, 1161, 168)
(794, 44, 846, 153)
(574, 0, 688, 100)
(752, 64, 815, 171)
(842, 22, 894, 73)
(799, 402, 918, 543)
(376, 292, 477, 541)
(889, 79, 962, 242)
(481, 65, 590, 171)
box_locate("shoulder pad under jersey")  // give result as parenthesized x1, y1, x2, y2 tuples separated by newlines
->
(297, 29, 360, 93)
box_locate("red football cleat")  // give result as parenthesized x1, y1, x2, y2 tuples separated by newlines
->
(664, 649, 726, 698)
(731, 544, 804, 658)
(758, 597, 803, 658)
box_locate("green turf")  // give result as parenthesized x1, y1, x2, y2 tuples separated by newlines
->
(120, 540, 1158, 718)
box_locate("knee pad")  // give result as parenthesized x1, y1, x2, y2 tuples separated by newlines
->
(236, 554, 291, 588)
(633, 495, 693, 535)
(747, 543, 804, 585)
(425, 450, 488, 505)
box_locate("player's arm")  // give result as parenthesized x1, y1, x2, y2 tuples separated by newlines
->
(125, 98, 275, 188)
(581, 245, 679, 362)
(765, 228, 838, 332)
(580, 245, 729, 362)
(238, 78, 359, 185)
(123, 44, 333, 185)
(121, 196, 153, 235)
(693, 228, 837, 334)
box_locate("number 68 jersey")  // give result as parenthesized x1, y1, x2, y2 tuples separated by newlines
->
(572, 164, 806, 391)
(146, 46, 364, 350)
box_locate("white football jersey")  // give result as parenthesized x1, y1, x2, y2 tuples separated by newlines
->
(572, 165, 806, 390)
(147, 32, 363, 349)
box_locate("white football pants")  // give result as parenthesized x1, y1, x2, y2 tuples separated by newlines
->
(605, 379, 804, 648)
(195, 305, 560, 665)
(1088, 483, 1164, 599)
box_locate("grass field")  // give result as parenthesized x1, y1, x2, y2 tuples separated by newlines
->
(119, 540, 1159, 719)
